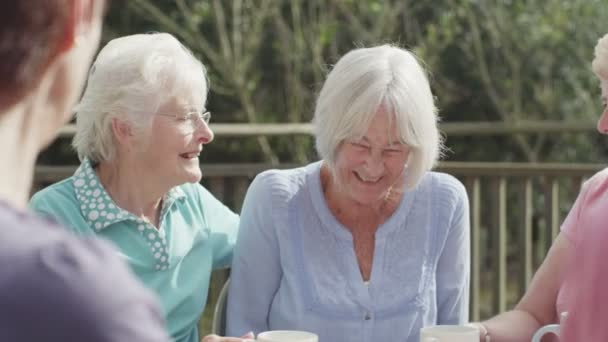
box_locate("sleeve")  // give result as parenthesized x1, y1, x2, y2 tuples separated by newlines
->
(16, 237, 171, 342)
(29, 190, 64, 221)
(29, 188, 91, 236)
(226, 172, 282, 336)
(29, 191, 49, 212)
(560, 179, 592, 244)
(436, 180, 470, 324)
(197, 184, 240, 269)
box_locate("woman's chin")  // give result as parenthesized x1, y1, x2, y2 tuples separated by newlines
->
(176, 169, 202, 185)
(186, 172, 202, 184)
(348, 184, 389, 203)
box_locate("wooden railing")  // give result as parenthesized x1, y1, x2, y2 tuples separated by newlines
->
(57, 120, 599, 138)
(440, 162, 604, 320)
(33, 161, 605, 321)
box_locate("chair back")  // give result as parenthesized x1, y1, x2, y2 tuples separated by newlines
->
(211, 277, 230, 335)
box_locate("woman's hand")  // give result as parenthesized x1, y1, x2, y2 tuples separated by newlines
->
(466, 322, 490, 342)
(201, 332, 255, 342)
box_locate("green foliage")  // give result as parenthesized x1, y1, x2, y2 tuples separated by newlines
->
(40, 0, 608, 165)
(419, 0, 608, 162)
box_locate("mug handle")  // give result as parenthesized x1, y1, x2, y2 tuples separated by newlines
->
(531, 324, 560, 342)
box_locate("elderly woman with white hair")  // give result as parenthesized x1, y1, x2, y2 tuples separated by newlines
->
(29, 33, 246, 342)
(226, 45, 470, 342)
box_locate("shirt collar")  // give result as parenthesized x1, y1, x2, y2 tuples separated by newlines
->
(72, 158, 186, 231)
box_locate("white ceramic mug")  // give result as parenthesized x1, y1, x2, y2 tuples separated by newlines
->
(420, 325, 479, 342)
(422, 338, 439, 342)
(244, 330, 318, 342)
(531, 311, 568, 342)
(531, 324, 560, 342)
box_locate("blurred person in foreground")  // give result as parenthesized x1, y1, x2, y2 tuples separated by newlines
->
(226, 44, 471, 342)
(29, 32, 251, 342)
(0, 0, 171, 341)
(472, 32, 608, 342)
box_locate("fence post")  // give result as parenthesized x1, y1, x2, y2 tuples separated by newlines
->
(518, 178, 534, 295)
(466, 176, 482, 321)
(491, 177, 508, 314)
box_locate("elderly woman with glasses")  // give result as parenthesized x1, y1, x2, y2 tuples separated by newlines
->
(30, 33, 244, 342)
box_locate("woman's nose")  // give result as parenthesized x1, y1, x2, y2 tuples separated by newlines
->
(196, 121, 214, 144)
(363, 152, 385, 177)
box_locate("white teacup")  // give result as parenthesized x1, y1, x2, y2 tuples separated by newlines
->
(420, 325, 479, 342)
(245, 330, 318, 342)
(531, 311, 568, 342)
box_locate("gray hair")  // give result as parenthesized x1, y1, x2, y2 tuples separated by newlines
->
(72, 32, 208, 162)
(313, 44, 443, 189)
(593, 33, 608, 79)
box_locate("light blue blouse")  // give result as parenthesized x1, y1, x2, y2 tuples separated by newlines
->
(30, 159, 239, 342)
(226, 162, 470, 342)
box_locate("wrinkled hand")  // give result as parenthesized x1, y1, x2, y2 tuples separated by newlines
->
(201, 331, 255, 342)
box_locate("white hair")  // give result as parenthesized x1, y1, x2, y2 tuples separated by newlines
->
(313, 44, 443, 189)
(593, 33, 608, 80)
(72, 32, 208, 163)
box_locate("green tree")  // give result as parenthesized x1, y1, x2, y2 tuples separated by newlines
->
(43, 0, 608, 165)
(421, 0, 608, 162)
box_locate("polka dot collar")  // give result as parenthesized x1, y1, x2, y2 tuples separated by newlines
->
(72, 158, 186, 232)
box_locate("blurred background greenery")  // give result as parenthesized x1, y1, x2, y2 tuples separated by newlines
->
(39, 0, 608, 166)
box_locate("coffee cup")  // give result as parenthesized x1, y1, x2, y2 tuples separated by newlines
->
(420, 325, 479, 342)
(531, 311, 568, 342)
(244, 330, 318, 342)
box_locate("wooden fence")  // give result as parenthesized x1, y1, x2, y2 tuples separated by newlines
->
(57, 120, 598, 138)
(33, 161, 605, 322)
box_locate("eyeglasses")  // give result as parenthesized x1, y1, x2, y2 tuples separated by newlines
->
(157, 110, 211, 131)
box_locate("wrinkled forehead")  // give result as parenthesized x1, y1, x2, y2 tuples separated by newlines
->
(349, 109, 404, 144)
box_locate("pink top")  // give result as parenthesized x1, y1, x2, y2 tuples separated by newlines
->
(556, 168, 608, 322)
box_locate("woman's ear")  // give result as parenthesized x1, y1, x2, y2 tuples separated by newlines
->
(111, 117, 134, 145)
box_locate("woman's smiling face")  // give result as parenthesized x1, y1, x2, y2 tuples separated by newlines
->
(332, 109, 410, 206)
(133, 94, 214, 188)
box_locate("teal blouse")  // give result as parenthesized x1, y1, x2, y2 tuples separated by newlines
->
(30, 159, 239, 342)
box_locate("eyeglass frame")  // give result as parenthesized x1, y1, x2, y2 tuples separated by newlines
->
(156, 110, 211, 128)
